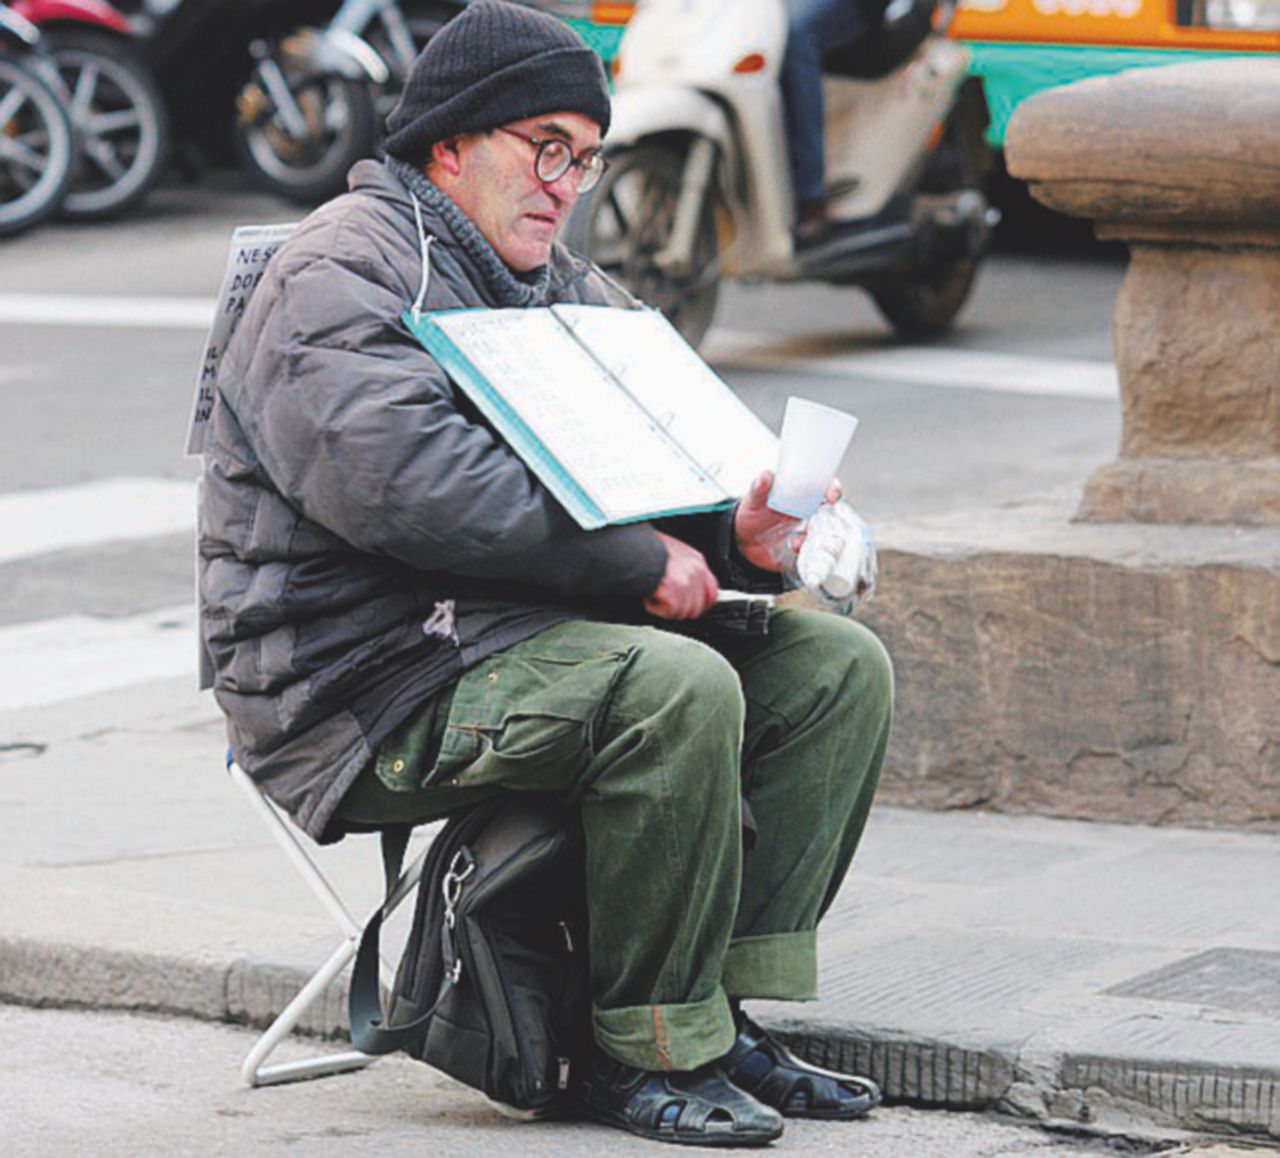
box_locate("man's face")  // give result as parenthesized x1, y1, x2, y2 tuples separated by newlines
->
(443, 111, 603, 272)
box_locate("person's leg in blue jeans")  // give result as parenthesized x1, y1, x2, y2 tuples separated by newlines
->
(781, 0, 884, 241)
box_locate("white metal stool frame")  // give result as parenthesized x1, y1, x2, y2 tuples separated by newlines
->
(228, 760, 427, 1087)
(195, 224, 432, 1087)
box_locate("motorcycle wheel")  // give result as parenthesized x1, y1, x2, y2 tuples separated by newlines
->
(0, 55, 75, 237)
(45, 27, 170, 220)
(872, 79, 992, 339)
(871, 256, 978, 339)
(566, 141, 720, 349)
(236, 66, 378, 204)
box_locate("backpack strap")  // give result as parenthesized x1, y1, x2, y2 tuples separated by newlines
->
(350, 824, 456, 1056)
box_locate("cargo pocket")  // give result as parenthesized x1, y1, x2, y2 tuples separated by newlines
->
(434, 636, 637, 794)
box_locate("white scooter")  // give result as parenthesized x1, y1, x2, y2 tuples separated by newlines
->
(567, 0, 998, 347)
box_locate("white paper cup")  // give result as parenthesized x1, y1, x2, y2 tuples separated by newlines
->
(768, 397, 858, 518)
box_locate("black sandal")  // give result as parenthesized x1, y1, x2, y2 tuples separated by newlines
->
(721, 1016, 881, 1121)
(571, 1047, 784, 1147)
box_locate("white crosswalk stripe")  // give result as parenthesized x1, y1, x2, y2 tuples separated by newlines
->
(704, 329, 1119, 400)
(0, 603, 196, 711)
(0, 477, 197, 565)
(0, 293, 216, 329)
(0, 478, 201, 707)
(0, 293, 1117, 400)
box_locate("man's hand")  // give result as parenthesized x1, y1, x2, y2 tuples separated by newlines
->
(734, 470, 842, 572)
(644, 531, 719, 619)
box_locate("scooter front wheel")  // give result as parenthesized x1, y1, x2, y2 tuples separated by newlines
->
(871, 255, 978, 340)
(566, 141, 720, 349)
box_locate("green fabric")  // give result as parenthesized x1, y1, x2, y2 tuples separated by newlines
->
(723, 932, 818, 1001)
(337, 608, 892, 1072)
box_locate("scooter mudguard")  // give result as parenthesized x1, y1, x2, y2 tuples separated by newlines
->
(11, 0, 133, 36)
(280, 26, 390, 86)
(606, 84, 733, 155)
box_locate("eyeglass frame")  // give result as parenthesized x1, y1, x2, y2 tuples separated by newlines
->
(494, 126, 609, 192)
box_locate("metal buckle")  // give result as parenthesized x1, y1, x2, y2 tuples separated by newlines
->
(442, 849, 476, 924)
(441, 848, 476, 981)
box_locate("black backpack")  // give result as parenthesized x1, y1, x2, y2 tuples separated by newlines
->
(349, 795, 590, 1114)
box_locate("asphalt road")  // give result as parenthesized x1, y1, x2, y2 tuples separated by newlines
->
(0, 176, 1123, 637)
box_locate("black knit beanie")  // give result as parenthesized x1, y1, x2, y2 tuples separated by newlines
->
(384, 0, 612, 163)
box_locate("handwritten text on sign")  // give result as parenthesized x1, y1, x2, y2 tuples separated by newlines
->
(185, 223, 297, 457)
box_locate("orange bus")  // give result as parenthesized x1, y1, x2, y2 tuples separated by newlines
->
(949, 0, 1280, 144)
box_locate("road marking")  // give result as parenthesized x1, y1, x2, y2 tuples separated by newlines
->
(0, 364, 37, 386)
(0, 603, 195, 711)
(0, 478, 197, 565)
(705, 329, 1119, 400)
(0, 293, 216, 329)
(0, 295, 1116, 399)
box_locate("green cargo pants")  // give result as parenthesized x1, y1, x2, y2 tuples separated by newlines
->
(338, 607, 892, 1073)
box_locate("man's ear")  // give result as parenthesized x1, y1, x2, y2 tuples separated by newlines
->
(431, 136, 464, 176)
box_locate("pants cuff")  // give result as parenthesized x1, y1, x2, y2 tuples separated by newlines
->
(722, 930, 818, 1000)
(593, 987, 736, 1072)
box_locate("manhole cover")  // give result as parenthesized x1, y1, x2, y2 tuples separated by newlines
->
(1105, 948, 1280, 1017)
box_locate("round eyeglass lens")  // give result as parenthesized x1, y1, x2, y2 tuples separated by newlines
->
(534, 139, 605, 192)
(534, 139, 572, 183)
(577, 153, 605, 192)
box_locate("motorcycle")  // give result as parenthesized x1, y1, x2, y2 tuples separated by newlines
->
(233, 0, 463, 202)
(566, 0, 998, 346)
(14, 0, 169, 219)
(0, 3, 75, 235)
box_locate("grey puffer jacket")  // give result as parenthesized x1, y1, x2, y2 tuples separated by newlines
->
(200, 160, 744, 842)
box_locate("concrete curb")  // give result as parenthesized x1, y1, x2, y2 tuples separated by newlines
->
(778, 1022, 1280, 1142)
(4, 939, 1277, 1144)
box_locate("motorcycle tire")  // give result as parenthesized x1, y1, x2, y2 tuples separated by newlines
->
(235, 65, 378, 204)
(871, 256, 978, 339)
(872, 81, 992, 338)
(566, 140, 721, 349)
(45, 26, 170, 221)
(0, 54, 75, 237)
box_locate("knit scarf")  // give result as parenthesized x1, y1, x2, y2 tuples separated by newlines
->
(387, 157, 551, 308)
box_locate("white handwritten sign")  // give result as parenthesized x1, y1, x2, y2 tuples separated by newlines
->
(185, 222, 297, 457)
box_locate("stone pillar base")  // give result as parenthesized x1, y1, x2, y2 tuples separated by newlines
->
(853, 498, 1280, 829)
(1079, 458, 1280, 526)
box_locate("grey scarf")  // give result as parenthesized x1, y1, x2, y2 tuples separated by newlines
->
(387, 157, 551, 308)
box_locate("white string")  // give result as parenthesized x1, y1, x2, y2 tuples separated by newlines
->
(411, 194, 433, 322)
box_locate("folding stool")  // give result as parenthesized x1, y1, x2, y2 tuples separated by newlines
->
(226, 758, 428, 1087)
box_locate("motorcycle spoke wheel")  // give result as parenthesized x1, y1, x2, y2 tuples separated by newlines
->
(47, 29, 169, 220)
(568, 142, 720, 348)
(0, 58, 75, 236)
(237, 71, 377, 204)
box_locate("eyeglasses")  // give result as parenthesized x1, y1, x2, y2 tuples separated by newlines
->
(496, 127, 608, 193)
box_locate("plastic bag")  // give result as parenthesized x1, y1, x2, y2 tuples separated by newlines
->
(762, 501, 878, 614)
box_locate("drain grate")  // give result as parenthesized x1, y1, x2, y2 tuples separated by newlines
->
(1105, 948, 1280, 1017)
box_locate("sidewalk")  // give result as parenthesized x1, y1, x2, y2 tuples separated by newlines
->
(1, 675, 1277, 1146)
